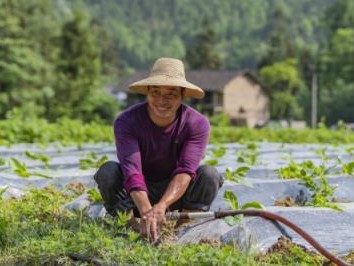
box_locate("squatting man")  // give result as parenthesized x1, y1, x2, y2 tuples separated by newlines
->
(94, 57, 223, 243)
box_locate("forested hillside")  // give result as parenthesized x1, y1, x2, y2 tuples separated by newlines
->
(1, 0, 353, 125)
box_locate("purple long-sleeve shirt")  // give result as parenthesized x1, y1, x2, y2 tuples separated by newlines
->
(114, 102, 210, 194)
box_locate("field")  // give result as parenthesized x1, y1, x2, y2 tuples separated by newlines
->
(1, 118, 354, 265)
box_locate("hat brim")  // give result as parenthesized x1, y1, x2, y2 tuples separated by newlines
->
(128, 75, 205, 99)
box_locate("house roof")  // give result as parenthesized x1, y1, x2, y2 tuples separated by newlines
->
(114, 69, 269, 94)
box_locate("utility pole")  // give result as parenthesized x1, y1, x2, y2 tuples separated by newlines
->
(311, 73, 318, 128)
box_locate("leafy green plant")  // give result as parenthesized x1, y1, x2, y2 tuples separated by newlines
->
(275, 160, 340, 210)
(224, 166, 251, 186)
(204, 159, 219, 166)
(223, 190, 264, 226)
(9, 158, 52, 179)
(0, 158, 6, 166)
(211, 145, 227, 158)
(342, 162, 354, 175)
(10, 158, 31, 177)
(79, 152, 108, 170)
(87, 188, 104, 204)
(24, 151, 51, 168)
(236, 143, 258, 166)
(345, 146, 354, 156)
(115, 212, 130, 228)
(0, 186, 8, 199)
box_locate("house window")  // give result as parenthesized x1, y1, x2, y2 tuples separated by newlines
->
(216, 93, 223, 106)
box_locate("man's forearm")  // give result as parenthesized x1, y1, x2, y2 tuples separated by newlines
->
(130, 190, 152, 215)
(156, 173, 191, 209)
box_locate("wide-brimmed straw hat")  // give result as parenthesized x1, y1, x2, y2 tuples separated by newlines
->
(129, 57, 205, 99)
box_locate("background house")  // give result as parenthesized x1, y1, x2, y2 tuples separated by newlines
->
(114, 70, 270, 128)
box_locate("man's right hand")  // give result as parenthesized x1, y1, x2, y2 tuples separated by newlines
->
(130, 191, 163, 243)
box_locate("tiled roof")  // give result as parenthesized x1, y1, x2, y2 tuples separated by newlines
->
(114, 69, 267, 93)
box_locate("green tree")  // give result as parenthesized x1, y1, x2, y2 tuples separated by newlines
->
(0, 0, 53, 118)
(259, 0, 295, 67)
(52, 10, 117, 122)
(260, 59, 304, 120)
(325, 0, 354, 31)
(185, 18, 223, 69)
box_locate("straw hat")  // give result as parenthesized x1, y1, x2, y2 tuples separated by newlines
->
(129, 57, 205, 99)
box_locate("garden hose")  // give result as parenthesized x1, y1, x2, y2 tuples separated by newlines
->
(166, 209, 350, 266)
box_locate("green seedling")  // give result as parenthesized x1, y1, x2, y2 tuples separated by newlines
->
(342, 162, 354, 175)
(315, 148, 330, 162)
(236, 143, 258, 166)
(211, 145, 227, 158)
(9, 158, 52, 179)
(205, 159, 218, 166)
(223, 190, 264, 226)
(275, 160, 340, 210)
(0, 186, 8, 198)
(87, 188, 104, 204)
(24, 151, 51, 168)
(225, 166, 252, 186)
(10, 158, 30, 177)
(115, 211, 130, 228)
(345, 146, 354, 156)
(79, 152, 108, 170)
(0, 158, 6, 166)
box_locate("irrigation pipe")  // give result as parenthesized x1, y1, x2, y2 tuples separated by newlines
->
(166, 209, 350, 266)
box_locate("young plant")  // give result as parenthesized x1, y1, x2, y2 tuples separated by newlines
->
(10, 158, 30, 177)
(236, 143, 258, 166)
(204, 159, 219, 166)
(211, 145, 227, 158)
(0, 186, 8, 199)
(225, 166, 252, 187)
(24, 151, 51, 168)
(87, 188, 104, 204)
(223, 190, 264, 226)
(79, 152, 108, 170)
(275, 160, 340, 210)
(9, 158, 52, 179)
(0, 158, 6, 166)
(342, 162, 354, 176)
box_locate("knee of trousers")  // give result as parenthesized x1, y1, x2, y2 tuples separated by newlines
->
(94, 161, 122, 187)
(197, 165, 224, 188)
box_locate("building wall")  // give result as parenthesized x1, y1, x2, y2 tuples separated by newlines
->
(223, 76, 269, 127)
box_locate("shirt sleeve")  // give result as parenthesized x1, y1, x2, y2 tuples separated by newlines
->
(172, 115, 210, 180)
(114, 117, 147, 193)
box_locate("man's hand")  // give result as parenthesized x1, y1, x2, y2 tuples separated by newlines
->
(140, 203, 166, 243)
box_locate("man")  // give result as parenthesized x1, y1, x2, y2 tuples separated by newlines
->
(94, 57, 223, 243)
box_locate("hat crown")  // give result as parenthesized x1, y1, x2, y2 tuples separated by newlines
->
(150, 58, 186, 80)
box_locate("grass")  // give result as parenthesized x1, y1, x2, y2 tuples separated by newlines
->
(0, 186, 342, 265)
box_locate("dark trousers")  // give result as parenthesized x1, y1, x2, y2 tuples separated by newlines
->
(94, 161, 223, 217)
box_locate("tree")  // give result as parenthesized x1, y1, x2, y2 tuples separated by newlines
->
(260, 59, 304, 120)
(325, 0, 354, 31)
(185, 18, 223, 69)
(259, 0, 295, 67)
(0, 0, 53, 118)
(52, 10, 117, 122)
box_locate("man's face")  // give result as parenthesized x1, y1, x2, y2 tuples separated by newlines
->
(147, 85, 183, 124)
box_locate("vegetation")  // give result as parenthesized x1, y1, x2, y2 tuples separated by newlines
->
(0, 0, 354, 125)
(1, 116, 354, 146)
(0, 186, 332, 265)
